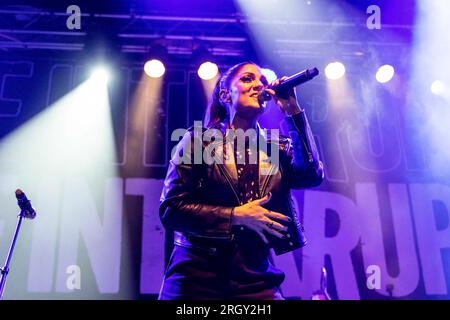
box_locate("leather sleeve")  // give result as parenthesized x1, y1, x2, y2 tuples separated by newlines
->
(283, 111, 324, 189)
(159, 130, 233, 237)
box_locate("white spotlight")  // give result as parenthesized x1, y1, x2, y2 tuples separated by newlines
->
(430, 80, 445, 96)
(90, 66, 110, 83)
(261, 68, 277, 83)
(144, 59, 166, 78)
(325, 62, 346, 80)
(198, 62, 218, 80)
(376, 64, 395, 83)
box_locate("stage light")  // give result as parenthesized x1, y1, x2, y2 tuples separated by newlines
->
(261, 68, 277, 83)
(193, 44, 218, 81)
(198, 62, 218, 80)
(376, 65, 395, 83)
(90, 66, 111, 83)
(144, 59, 166, 78)
(430, 80, 445, 96)
(325, 62, 346, 80)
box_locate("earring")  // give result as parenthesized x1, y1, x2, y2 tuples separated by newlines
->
(220, 90, 231, 104)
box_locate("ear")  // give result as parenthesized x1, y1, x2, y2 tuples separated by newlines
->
(219, 89, 232, 104)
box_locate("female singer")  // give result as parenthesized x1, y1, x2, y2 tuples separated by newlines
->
(158, 62, 324, 300)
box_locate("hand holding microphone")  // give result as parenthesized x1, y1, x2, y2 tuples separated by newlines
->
(258, 67, 319, 115)
(265, 76, 302, 116)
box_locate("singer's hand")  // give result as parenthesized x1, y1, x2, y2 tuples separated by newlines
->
(231, 193, 291, 244)
(265, 76, 303, 116)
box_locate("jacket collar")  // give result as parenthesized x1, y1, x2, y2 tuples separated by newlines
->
(205, 120, 277, 202)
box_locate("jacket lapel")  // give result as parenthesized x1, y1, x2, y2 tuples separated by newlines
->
(206, 122, 240, 201)
(258, 125, 278, 197)
(215, 138, 239, 188)
(206, 121, 279, 200)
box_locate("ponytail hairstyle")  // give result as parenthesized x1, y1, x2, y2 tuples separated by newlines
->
(203, 61, 257, 127)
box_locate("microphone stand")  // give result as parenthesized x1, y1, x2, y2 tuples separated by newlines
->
(0, 210, 28, 299)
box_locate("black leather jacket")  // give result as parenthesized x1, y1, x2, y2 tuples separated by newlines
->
(160, 111, 324, 255)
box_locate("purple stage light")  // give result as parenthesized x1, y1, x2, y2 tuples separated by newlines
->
(325, 62, 345, 80)
(90, 66, 111, 83)
(261, 68, 277, 83)
(144, 59, 165, 78)
(376, 65, 395, 83)
(430, 80, 446, 96)
(198, 62, 218, 80)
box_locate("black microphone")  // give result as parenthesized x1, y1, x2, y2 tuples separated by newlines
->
(258, 67, 319, 103)
(15, 189, 37, 219)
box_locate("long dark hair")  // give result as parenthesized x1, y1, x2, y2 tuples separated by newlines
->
(203, 61, 257, 127)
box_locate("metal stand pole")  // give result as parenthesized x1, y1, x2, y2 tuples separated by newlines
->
(0, 211, 26, 300)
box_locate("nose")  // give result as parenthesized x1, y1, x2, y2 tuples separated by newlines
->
(253, 78, 265, 91)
